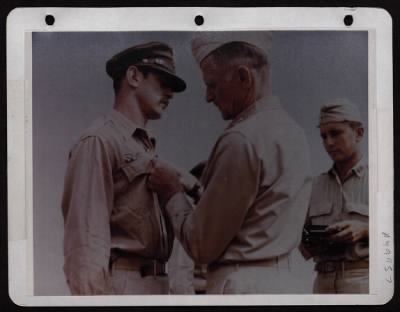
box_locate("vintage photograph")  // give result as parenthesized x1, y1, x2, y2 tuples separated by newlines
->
(32, 30, 369, 296)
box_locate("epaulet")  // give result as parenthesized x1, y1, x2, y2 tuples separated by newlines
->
(78, 115, 112, 141)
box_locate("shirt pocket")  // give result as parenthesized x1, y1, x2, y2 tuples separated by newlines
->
(308, 199, 334, 225)
(120, 152, 153, 183)
(344, 202, 369, 220)
(113, 152, 153, 197)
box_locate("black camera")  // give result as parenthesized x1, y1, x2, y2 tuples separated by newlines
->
(302, 225, 345, 254)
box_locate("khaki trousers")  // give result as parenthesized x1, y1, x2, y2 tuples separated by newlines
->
(313, 268, 369, 294)
(111, 268, 169, 294)
(206, 257, 302, 294)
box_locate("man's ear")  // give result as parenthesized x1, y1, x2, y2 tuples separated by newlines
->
(355, 127, 364, 142)
(126, 65, 142, 88)
(237, 66, 252, 86)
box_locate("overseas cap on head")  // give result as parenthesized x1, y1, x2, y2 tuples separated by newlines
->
(319, 98, 363, 127)
(191, 31, 273, 65)
(106, 41, 186, 92)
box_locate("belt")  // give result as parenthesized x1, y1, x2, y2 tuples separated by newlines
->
(315, 260, 369, 273)
(208, 254, 289, 272)
(112, 254, 167, 277)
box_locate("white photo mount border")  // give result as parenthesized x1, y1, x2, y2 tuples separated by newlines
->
(7, 7, 393, 306)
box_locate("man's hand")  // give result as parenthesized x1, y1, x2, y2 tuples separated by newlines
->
(326, 220, 368, 243)
(148, 159, 184, 205)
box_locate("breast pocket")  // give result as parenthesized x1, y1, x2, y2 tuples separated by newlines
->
(113, 152, 153, 195)
(344, 202, 369, 221)
(308, 200, 334, 225)
(120, 152, 153, 182)
(114, 153, 153, 210)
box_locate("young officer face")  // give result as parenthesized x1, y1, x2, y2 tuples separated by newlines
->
(319, 122, 363, 163)
(200, 56, 244, 120)
(136, 71, 174, 120)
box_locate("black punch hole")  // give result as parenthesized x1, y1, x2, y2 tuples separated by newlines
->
(195, 15, 204, 26)
(344, 15, 353, 26)
(45, 15, 55, 26)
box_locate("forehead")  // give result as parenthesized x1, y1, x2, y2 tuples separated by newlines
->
(319, 122, 351, 132)
(201, 55, 219, 72)
(200, 55, 229, 78)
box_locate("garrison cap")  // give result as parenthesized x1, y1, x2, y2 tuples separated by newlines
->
(191, 32, 273, 65)
(106, 41, 186, 92)
(319, 98, 363, 127)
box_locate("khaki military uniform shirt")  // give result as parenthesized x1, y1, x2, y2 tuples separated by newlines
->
(62, 110, 173, 295)
(306, 158, 369, 262)
(166, 96, 312, 264)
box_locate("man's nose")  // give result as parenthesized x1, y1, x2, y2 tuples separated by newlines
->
(164, 88, 173, 99)
(325, 136, 334, 147)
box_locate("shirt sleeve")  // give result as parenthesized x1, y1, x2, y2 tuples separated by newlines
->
(166, 131, 260, 264)
(61, 136, 114, 295)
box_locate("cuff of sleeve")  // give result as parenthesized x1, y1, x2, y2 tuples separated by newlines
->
(166, 192, 190, 218)
(165, 192, 195, 243)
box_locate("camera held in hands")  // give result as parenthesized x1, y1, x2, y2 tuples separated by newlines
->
(302, 224, 345, 254)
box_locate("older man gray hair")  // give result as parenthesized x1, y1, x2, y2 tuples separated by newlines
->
(147, 32, 312, 294)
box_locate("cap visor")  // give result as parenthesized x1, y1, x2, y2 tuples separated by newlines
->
(157, 70, 187, 93)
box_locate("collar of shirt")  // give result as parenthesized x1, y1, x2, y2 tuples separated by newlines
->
(226, 95, 281, 130)
(109, 109, 157, 146)
(327, 156, 368, 180)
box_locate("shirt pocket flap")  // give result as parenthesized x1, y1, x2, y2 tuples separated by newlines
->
(120, 153, 152, 183)
(345, 202, 369, 216)
(309, 200, 333, 217)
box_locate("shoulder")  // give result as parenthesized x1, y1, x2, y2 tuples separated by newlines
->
(74, 112, 129, 149)
(313, 171, 331, 182)
(230, 110, 309, 157)
(208, 131, 261, 168)
(311, 171, 332, 186)
(69, 113, 120, 156)
(241, 107, 307, 140)
(79, 114, 115, 141)
(215, 130, 252, 152)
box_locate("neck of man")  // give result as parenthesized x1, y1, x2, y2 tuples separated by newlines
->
(334, 150, 362, 182)
(253, 75, 271, 104)
(114, 93, 147, 128)
(243, 77, 270, 107)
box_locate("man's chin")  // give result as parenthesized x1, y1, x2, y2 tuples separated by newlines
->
(330, 154, 344, 162)
(221, 111, 234, 121)
(149, 112, 162, 120)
